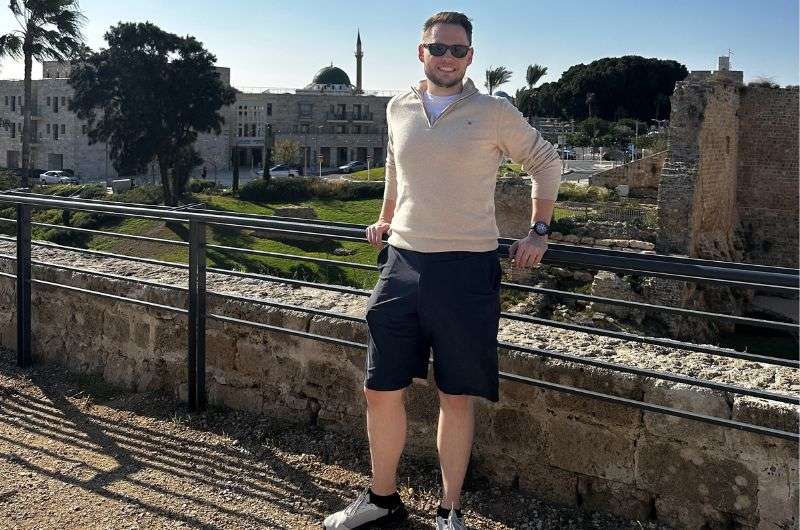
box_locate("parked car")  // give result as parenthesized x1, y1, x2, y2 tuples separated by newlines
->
(39, 170, 79, 185)
(256, 164, 302, 177)
(557, 148, 576, 160)
(338, 160, 367, 173)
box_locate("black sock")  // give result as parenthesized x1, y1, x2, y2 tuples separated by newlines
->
(437, 506, 463, 519)
(368, 488, 401, 509)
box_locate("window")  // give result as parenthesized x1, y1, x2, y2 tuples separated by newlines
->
(47, 97, 51, 107)
(299, 123, 309, 133)
(299, 103, 312, 117)
(267, 103, 272, 116)
(10, 123, 15, 138)
(60, 124, 66, 135)
(237, 126, 242, 138)
(81, 124, 87, 134)
(53, 124, 59, 140)
(53, 98, 59, 113)
(352, 124, 361, 134)
(335, 124, 346, 134)
(250, 124, 257, 137)
(45, 72, 51, 78)
(61, 97, 66, 106)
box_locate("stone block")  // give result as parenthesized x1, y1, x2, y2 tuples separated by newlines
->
(235, 338, 271, 376)
(132, 321, 152, 350)
(208, 382, 264, 414)
(636, 436, 758, 521)
(576, 475, 652, 520)
(545, 417, 636, 483)
(629, 240, 655, 250)
(731, 395, 799, 434)
(641, 380, 730, 446)
(206, 329, 237, 372)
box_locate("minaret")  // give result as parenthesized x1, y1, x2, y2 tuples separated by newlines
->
(355, 30, 363, 94)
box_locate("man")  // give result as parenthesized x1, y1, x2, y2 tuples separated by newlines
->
(324, 11, 560, 530)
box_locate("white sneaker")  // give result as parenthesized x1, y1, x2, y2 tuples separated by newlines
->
(436, 509, 467, 530)
(323, 488, 408, 529)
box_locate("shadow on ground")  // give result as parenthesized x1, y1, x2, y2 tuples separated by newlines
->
(0, 349, 668, 529)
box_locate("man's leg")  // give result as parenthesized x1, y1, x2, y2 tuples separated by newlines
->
(437, 390, 475, 510)
(364, 387, 407, 495)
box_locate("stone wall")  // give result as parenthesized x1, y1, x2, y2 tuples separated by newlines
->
(590, 151, 667, 198)
(657, 78, 742, 261)
(736, 86, 799, 268)
(0, 249, 796, 529)
(657, 79, 799, 268)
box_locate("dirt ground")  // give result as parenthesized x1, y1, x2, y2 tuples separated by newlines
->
(0, 348, 669, 530)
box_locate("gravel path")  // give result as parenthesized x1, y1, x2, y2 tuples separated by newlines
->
(0, 348, 669, 530)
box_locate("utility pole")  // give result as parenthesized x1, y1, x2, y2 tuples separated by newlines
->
(263, 123, 273, 183)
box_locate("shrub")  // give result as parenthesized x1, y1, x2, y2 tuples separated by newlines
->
(557, 182, 612, 202)
(0, 170, 16, 190)
(551, 216, 577, 234)
(112, 185, 163, 205)
(187, 178, 218, 194)
(238, 177, 385, 203)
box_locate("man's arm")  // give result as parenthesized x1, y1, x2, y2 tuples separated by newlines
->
(367, 109, 396, 247)
(496, 99, 561, 267)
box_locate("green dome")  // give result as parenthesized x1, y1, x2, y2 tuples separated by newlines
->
(312, 65, 351, 86)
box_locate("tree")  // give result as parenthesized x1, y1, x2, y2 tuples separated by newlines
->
(0, 0, 85, 187)
(525, 64, 548, 89)
(275, 139, 300, 166)
(514, 87, 533, 116)
(585, 92, 596, 118)
(69, 22, 236, 205)
(484, 65, 512, 95)
(556, 56, 687, 120)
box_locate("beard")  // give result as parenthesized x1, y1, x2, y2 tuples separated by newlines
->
(424, 63, 465, 89)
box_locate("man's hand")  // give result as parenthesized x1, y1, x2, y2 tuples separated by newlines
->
(508, 234, 548, 268)
(365, 220, 391, 248)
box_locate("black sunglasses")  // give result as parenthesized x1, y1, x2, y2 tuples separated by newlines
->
(422, 43, 470, 59)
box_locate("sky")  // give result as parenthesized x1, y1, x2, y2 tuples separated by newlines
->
(0, 0, 798, 91)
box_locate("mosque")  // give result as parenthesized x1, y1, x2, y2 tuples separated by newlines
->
(195, 30, 395, 175)
(0, 32, 395, 178)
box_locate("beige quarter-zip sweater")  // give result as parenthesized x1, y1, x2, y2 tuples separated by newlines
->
(384, 77, 561, 253)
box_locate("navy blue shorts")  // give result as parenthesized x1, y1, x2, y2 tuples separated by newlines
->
(364, 244, 502, 402)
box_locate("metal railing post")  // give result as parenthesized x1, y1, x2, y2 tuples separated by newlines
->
(188, 219, 207, 410)
(16, 202, 31, 367)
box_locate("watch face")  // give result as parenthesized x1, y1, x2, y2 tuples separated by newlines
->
(533, 222, 549, 235)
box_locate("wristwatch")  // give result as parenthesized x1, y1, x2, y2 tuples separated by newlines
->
(529, 221, 551, 236)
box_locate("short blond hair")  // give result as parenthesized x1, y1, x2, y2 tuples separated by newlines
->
(422, 12, 473, 45)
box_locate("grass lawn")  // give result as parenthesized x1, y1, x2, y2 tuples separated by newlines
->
(349, 166, 385, 181)
(45, 193, 385, 289)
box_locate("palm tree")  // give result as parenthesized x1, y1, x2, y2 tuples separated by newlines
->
(485, 65, 512, 95)
(0, 0, 85, 187)
(525, 64, 548, 89)
(586, 92, 596, 118)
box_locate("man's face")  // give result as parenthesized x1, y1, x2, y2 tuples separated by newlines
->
(418, 23, 473, 89)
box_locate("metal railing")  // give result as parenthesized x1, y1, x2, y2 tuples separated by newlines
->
(0, 189, 798, 442)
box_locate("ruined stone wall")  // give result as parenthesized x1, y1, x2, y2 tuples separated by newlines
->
(657, 79, 742, 261)
(590, 151, 666, 197)
(692, 81, 741, 261)
(657, 80, 799, 268)
(0, 252, 796, 529)
(736, 86, 799, 268)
